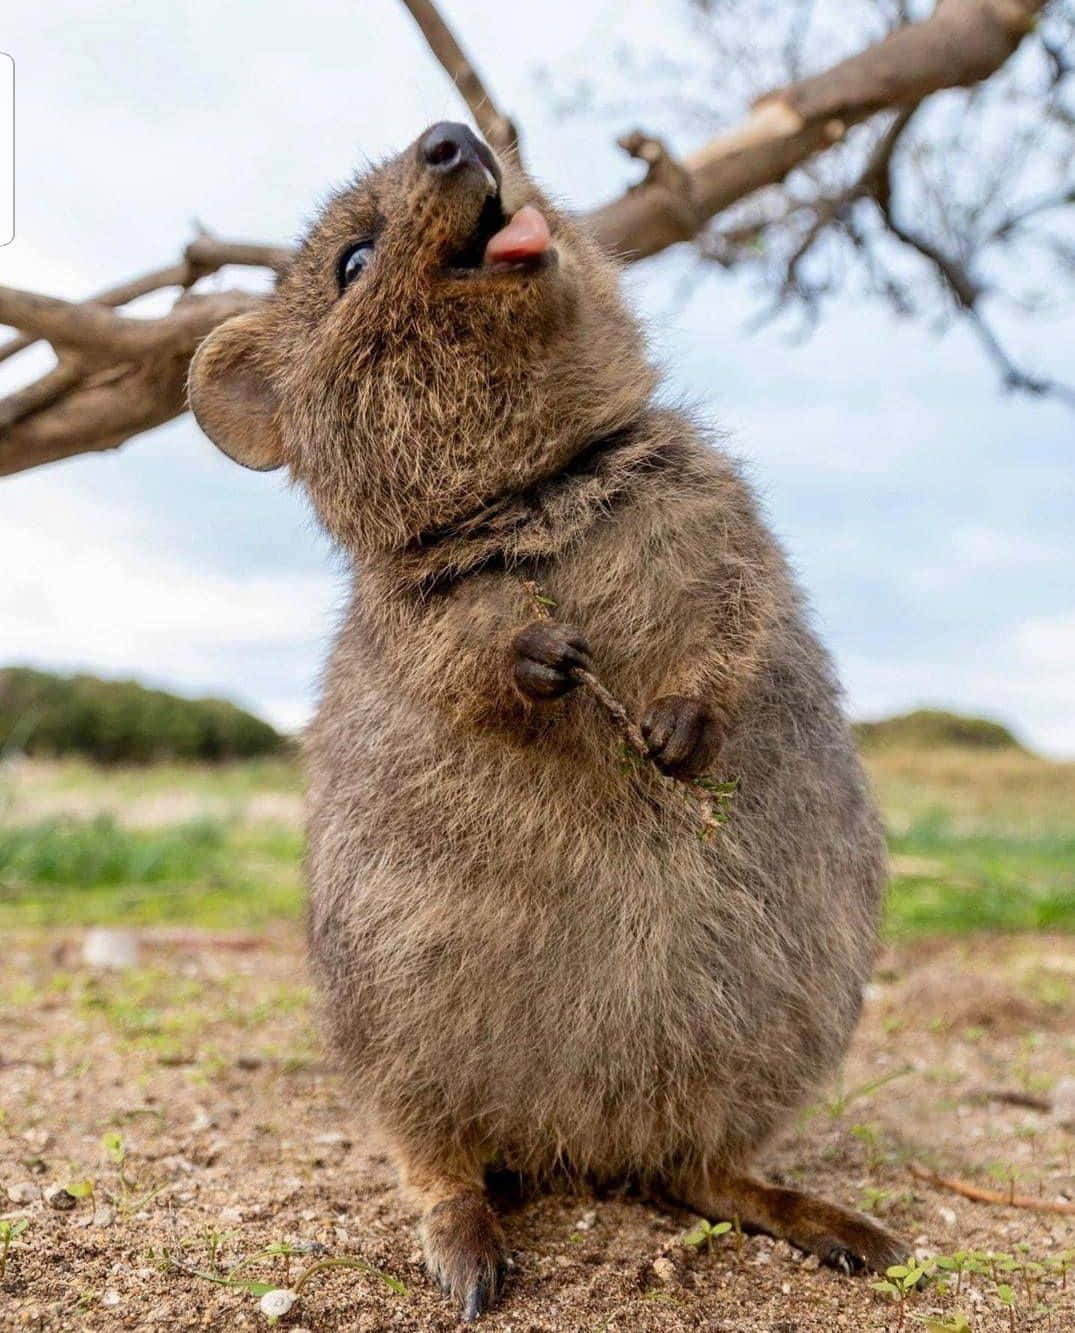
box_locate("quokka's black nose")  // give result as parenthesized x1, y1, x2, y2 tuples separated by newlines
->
(418, 122, 501, 191)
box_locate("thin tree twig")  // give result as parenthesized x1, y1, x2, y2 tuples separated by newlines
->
(964, 1087, 1054, 1113)
(522, 581, 737, 838)
(397, 0, 518, 154)
(908, 1161, 1075, 1215)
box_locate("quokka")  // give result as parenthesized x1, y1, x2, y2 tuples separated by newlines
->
(190, 120, 903, 1321)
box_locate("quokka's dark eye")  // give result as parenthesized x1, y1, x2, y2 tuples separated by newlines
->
(338, 240, 375, 289)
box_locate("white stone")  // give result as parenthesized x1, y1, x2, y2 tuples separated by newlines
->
(259, 1289, 297, 1319)
(82, 928, 140, 970)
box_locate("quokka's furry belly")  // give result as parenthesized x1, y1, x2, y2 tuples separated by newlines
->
(306, 677, 885, 1174)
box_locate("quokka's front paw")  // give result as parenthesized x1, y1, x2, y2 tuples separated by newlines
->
(511, 620, 592, 701)
(421, 1193, 507, 1322)
(641, 695, 723, 778)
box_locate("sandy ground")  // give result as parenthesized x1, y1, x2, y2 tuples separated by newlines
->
(3, 930, 1075, 1333)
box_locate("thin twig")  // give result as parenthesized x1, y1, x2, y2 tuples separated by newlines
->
(965, 1087, 1054, 1113)
(397, 0, 517, 154)
(908, 1161, 1075, 1215)
(522, 581, 736, 838)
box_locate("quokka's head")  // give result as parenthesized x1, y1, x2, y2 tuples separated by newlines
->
(189, 122, 655, 555)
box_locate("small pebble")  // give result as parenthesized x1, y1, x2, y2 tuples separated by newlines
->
(259, 1289, 297, 1319)
(44, 1184, 76, 1211)
(801, 1253, 821, 1270)
(652, 1256, 677, 1284)
(574, 1210, 597, 1232)
(82, 927, 140, 970)
(6, 1182, 37, 1204)
(102, 1291, 121, 1308)
(936, 1205, 957, 1227)
(220, 1204, 244, 1224)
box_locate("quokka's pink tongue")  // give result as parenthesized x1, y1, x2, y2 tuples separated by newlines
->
(484, 205, 552, 264)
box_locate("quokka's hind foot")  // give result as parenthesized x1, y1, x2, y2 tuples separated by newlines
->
(395, 1146, 507, 1320)
(672, 1166, 910, 1275)
(420, 1192, 506, 1321)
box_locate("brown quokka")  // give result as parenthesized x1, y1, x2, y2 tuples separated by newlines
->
(189, 121, 905, 1321)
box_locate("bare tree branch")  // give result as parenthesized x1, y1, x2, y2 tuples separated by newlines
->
(587, 0, 1047, 260)
(0, 0, 1066, 478)
(0, 233, 287, 366)
(397, 0, 518, 154)
(878, 206, 1075, 406)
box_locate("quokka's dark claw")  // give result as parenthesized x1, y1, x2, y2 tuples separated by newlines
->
(825, 1244, 865, 1276)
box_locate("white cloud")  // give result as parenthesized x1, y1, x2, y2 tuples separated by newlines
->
(0, 484, 343, 727)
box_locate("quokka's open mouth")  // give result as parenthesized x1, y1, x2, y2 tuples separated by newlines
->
(447, 191, 557, 279)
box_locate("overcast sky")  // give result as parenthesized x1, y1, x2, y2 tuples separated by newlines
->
(1, 0, 1073, 754)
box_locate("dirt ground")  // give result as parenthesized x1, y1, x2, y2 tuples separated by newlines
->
(3, 930, 1075, 1333)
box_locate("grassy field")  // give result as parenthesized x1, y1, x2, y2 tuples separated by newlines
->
(1, 744, 1073, 934)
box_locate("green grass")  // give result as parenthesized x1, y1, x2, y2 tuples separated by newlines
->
(886, 810, 1075, 936)
(0, 813, 302, 928)
(1, 745, 1073, 935)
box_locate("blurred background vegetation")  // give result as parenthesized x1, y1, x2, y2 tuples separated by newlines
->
(0, 667, 1071, 938)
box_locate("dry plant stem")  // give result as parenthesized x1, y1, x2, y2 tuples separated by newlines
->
(969, 1088, 1054, 1113)
(908, 1161, 1075, 1215)
(521, 580, 730, 838)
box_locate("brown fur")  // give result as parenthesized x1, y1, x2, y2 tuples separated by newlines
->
(189, 123, 900, 1319)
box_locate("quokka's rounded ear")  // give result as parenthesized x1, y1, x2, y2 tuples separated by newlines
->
(188, 311, 284, 472)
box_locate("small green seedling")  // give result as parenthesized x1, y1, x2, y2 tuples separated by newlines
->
(65, 1176, 96, 1221)
(823, 1065, 912, 1119)
(0, 1218, 29, 1284)
(995, 1281, 1016, 1333)
(934, 1251, 972, 1296)
(919, 1314, 971, 1333)
(851, 1122, 889, 1172)
(872, 1259, 931, 1331)
(682, 1218, 733, 1254)
(859, 1185, 894, 1215)
(97, 1132, 169, 1215)
(164, 1241, 407, 1323)
(1045, 1248, 1075, 1290)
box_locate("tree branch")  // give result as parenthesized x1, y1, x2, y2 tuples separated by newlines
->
(0, 0, 1063, 477)
(588, 0, 1047, 260)
(877, 205, 1075, 407)
(397, 0, 518, 154)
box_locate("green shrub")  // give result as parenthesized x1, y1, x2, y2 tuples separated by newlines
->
(0, 667, 283, 764)
(854, 708, 1022, 752)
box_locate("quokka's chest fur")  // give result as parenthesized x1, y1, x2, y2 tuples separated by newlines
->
(306, 540, 883, 1175)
